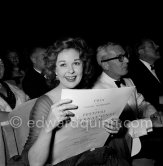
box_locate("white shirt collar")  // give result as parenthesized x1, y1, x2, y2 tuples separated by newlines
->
(33, 68, 42, 74)
(100, 72, 117, 83)
(140, 59, 160, 82)
(139, 59, 151, 71)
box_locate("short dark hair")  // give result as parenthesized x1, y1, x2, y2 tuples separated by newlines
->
(45, 37, 95, 89)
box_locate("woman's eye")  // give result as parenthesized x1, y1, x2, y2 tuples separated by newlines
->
(60, 63, 66, 67)
(74, 62, 81, 65)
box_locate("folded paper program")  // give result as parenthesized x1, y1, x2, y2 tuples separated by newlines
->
(52, 87, 134, 165)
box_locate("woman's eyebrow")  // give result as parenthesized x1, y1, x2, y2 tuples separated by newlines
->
(74, 58, 81, 61)
(57, 60, 66, 63)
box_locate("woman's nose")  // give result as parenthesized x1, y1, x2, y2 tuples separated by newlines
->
(68, 65, 75, 73)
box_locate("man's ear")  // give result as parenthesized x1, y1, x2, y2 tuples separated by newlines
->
(30, 56, 36, 64)
(101, 62, 109, 70)
(138, 48, 144, 55)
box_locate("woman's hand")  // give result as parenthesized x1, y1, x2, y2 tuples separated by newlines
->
(45, 99, 78, 132)
(103, 118, 121, 134)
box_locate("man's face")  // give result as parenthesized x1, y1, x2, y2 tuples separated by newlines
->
(101, 45, 129, 79)
(33, 48, 46, 71)
(142, 41, 160, 60)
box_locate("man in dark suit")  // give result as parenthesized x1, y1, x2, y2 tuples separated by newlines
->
(128, 38, 163, 111)
(22, 47, 50, 99)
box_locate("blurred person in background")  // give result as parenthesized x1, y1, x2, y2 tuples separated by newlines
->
(4, 49, 25, 89)
(128, 38, 163, 111)
(22, 46, 50, 99)
(0, 57, 29, 113)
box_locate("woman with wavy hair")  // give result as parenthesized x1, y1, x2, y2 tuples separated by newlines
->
(20, 37, 129, 166)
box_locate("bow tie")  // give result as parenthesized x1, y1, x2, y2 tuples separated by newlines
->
(115, 78, 126, 88)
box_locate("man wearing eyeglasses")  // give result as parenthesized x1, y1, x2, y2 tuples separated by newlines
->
(93, 42, 163, 166)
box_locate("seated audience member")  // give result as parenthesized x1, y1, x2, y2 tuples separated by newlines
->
(155, 56, 163, 83)
(0, 57, 29, 113)
(128, 38, 163, 110)
(22, 46, 50, 99)
(17, 37, 130, 166)
(93, 42, 163, 166)
(4, 49, 25, 89)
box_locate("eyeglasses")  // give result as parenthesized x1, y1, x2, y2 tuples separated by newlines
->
(101, 53, 129, 63)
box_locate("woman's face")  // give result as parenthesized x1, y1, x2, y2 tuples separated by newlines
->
(0, 59, 5, 79)
(55, 48, 83, 89)
(7, 52, 19, 66)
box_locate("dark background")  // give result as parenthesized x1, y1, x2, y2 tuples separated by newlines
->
(1, 2, 162, 56)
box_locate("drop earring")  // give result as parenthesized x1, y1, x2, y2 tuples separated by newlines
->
(55, 73, 58, 80)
